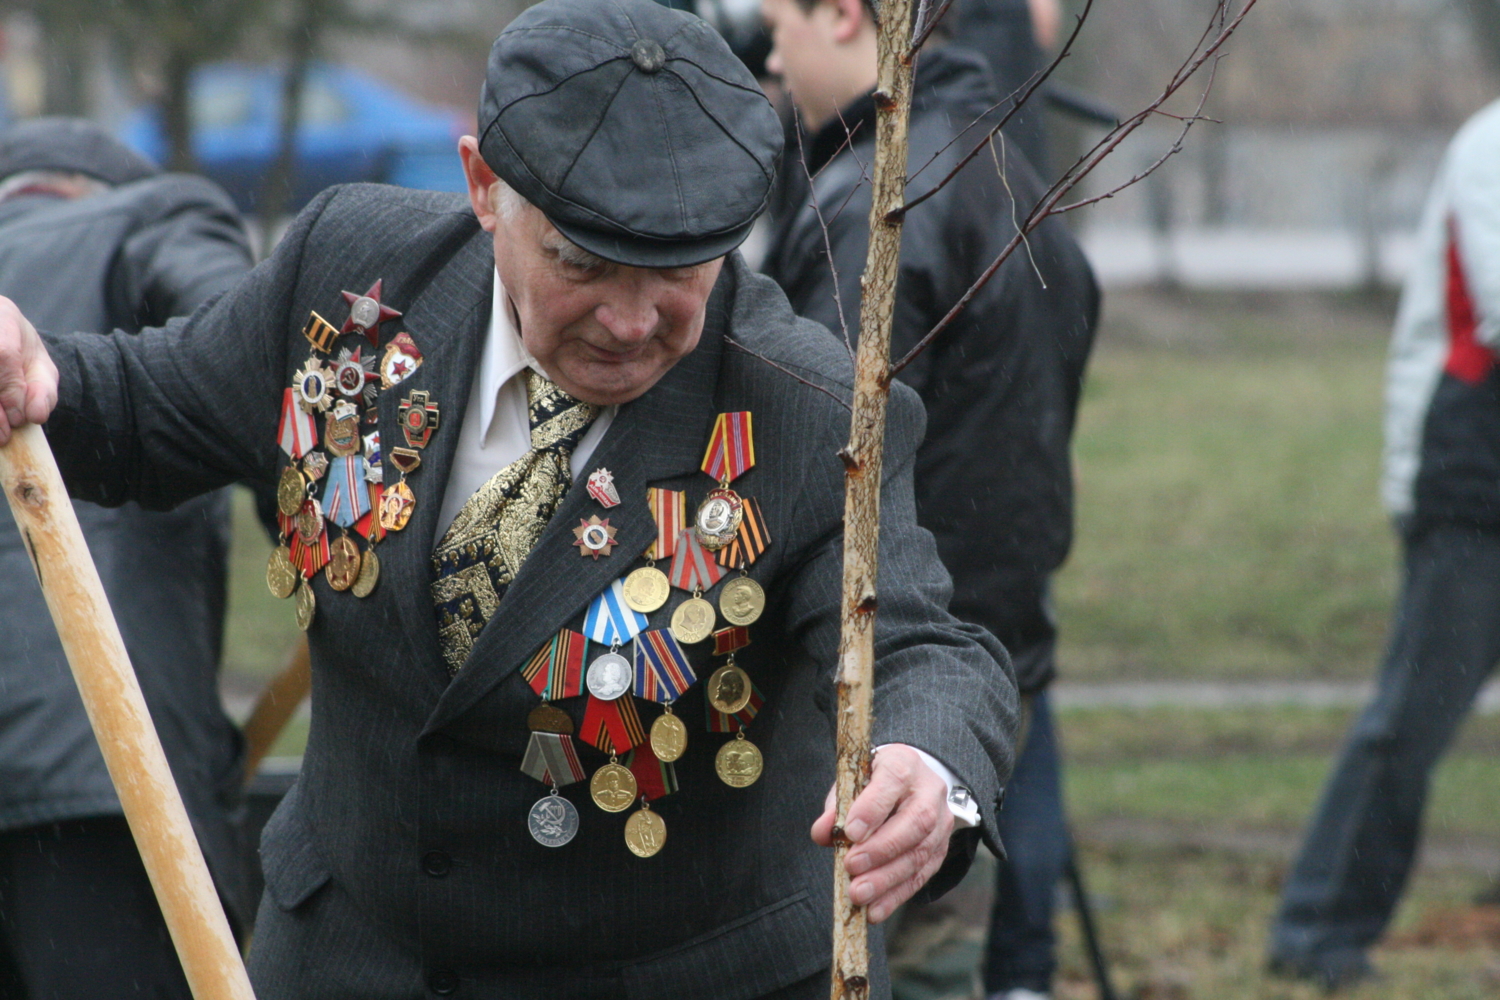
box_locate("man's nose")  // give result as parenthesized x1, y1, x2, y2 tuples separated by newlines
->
(765, 47, 783, 77)
(595, 296, 659, 343)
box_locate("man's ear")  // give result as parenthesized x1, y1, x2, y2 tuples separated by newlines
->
(459, 136, 500, 233)
(829, 0, 870, 43)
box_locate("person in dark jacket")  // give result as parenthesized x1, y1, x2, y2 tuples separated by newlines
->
(758, 2, 1099, 997)
(0, 118, 255, 999)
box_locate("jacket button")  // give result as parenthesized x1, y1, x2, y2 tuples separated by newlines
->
(428, 969, 459, 995)
(422, 850, 451, 877)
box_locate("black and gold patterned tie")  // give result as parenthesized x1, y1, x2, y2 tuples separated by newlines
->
(431, 370, 598, 674)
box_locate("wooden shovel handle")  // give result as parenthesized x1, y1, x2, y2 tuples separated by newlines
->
(0, 424, 256, 1000)
(241, 637, 311, 787)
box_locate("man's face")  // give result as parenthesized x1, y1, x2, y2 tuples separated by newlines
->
(489, 199, 723, 407)
(762, 0, 848, 132)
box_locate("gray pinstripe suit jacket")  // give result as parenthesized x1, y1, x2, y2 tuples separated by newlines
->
(42, 184, 1016, 1000)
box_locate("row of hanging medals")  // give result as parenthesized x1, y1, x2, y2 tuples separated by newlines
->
(523, 412, 769, 857)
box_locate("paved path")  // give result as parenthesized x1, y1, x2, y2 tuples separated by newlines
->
(1052, 679, 1500, 714)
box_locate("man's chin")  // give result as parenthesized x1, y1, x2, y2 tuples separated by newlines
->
(556, 363, 666, 407)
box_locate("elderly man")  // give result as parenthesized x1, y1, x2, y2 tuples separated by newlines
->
(0, 1, 1014, 997)
(0, 118, 254, 999)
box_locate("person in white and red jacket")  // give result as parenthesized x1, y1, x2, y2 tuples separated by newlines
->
(1269, 97, 1500, 991)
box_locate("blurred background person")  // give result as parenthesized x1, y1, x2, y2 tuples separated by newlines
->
(757, 3, 1099, 999)
(0, 117, 254, 999)
(1267, 95, 1500, 993)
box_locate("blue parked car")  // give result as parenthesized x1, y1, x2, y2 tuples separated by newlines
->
(119, 61, 470, 214)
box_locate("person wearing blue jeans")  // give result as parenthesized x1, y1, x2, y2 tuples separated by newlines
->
(984, 689, 1069, 1000)
(1270, 523, 1500, 987)
(1270, 97, 1500, 990)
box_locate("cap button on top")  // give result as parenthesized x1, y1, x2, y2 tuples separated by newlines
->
(631, 38, 666, 73)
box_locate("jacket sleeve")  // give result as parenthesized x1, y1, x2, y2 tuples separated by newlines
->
(1449, 106, 1500, 351)
(110, 175, 256, 329)
(42, 186, 343, 510)
(778, 374, 1019, 859)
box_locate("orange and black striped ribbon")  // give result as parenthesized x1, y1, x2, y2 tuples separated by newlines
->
(715, 496, 770, 569)
(522, 629, 589, 700)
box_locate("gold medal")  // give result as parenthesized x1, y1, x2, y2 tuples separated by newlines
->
(624, 802, 667, 858)
(325, 534, 361, 592)
(622, 565, 671, 614)
(715, 731, 763, 788)
(295, 580, 316, 631)
(295, 499, 325, 546)
(707, 661, 753, 714)
(379, 479, 416, 532)
(590, 760, 638, 813)
(649, 709, 687, 763)
(324, 404, 361, 457)
(277, 464, 306, 517)
(719, 575, 765, 627)
(528, 703, 574, 735)
(694, 487, 744, 552)
(351, 546, 380, 598)
(266, 545, 298, 599)
(670, 596, 715, 645)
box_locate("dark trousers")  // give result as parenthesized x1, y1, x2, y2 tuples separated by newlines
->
(983, 691, 1069, 994)
(0, 816, 192, 1000)
(1271, 522, 1500, 961)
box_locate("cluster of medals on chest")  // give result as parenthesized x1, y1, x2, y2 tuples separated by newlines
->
(264, 281, 428, 628)
(525, 412, 772, 858)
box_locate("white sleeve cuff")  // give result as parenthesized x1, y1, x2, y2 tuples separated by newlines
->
(875, 743, 981, 830)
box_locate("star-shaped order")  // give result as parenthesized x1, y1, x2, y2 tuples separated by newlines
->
(572, 515, 618, 560)
(341, 279, 402, 347)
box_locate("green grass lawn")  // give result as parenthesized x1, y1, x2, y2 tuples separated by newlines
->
(224, 486, 303, 684)
(1057, 290, 1400, 681)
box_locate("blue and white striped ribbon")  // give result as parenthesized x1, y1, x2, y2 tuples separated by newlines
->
(583, 579, 648, 645)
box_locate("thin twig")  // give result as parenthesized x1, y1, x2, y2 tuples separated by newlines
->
(899, 0, 1095, 215)
(988, 131, 1044, 289)
(909, 0, 958, 54)
(794, 105, 856, 357)
(890, 0, 1257, 378)
(725, 336, 853, 412)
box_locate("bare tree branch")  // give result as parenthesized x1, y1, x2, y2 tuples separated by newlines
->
(909, 0, 958, 55)
(889, 0, 1258, 379)
(793, 106, 857, 356)
(899, 0, 1095, 215)
(723, 336, 853, 412)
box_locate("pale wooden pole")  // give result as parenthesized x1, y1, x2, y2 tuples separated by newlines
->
(830, 0, 916, 995)
(241, 637, 311, 788)
(0, 424, 256, 1000)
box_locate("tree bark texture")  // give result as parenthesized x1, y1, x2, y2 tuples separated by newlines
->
(830, 0, 916, 997)
(0, 424, 255, 1000)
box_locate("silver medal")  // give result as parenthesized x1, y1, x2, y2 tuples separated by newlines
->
(586, 651, 632, 701)
(528, 791, 579, 848)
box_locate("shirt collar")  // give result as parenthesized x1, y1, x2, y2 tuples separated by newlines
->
(479, 269, 544, 438)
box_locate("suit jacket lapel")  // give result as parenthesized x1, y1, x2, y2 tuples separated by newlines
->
(425, 280, 734, 733)
(378, 229, 493, 676)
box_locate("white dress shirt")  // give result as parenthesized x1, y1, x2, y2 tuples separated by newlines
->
(436, 271, 977, 830)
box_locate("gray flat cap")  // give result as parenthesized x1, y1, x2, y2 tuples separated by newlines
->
(479, 0, 782, 268)
(0, 117, 158, 186)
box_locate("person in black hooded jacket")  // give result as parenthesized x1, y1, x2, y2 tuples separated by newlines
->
(758, 1, 1099, 996)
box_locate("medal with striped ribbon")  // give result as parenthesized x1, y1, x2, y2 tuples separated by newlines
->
(633, 630, 696, 703)
(522, 629, 589, 700)
(521, 732, 587, 787)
